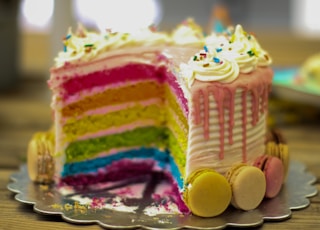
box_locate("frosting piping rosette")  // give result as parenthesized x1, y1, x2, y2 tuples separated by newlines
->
(181, 24, 273, 88)
(218, 25, 272, 72)
(185, 47, 240, 85)
(248, 35, 272, 67)
(171, 18, 205, 46)
(219, 25, 258, 74)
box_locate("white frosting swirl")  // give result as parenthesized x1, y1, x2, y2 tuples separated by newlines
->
(171, 18, 204, 46)
(205, 33, 229, 48)
(181, 24, 272, 87)
(248, 35, 272, 66)
(218, 25, 258, 73)
(55, 27, 104, 67)
(182, 48, 239, 86)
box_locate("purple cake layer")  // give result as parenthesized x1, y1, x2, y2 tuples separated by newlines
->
(59, 157, 189, 214)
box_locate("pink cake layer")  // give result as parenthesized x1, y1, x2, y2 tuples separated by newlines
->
(59, 64, 163, 98)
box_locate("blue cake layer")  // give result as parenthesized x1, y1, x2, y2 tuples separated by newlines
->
(61, 147, 184, 189)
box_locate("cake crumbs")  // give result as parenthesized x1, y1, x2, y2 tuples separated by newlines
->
(50, 203, 63, 210)
(39, 184, 49, 191)
(64, 203, 73, 211)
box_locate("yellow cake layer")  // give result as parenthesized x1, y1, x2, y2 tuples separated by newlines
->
(62, 103, 166, 142)
(166, 107, 188, 151)
(165, 84, 188, 130)
(167, 128, 186, 177)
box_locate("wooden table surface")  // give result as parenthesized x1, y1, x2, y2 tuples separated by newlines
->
(0, 79, 319, 230)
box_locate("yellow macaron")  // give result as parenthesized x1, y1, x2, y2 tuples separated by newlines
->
(184, 168, 231, 217)
(27, 130, 55, 184)
(265, 129, 290, 181)
(226, 163, 266, 211)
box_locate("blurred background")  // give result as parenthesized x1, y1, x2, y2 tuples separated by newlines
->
(1, 0, 320, 131)
(1, 0, 320, 85)
(1, 0, 319, 83)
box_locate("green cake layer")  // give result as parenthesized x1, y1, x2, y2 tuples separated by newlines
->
(65, 125, 186, 172)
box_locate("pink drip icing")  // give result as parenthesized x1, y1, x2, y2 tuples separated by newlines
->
(193, 90, 202, 126)
(209, 86, 225, 160)
(261, 87, 267, 114)
(264, 85, 271, 112)
(228, 88, 235, 145)
(241, 90, 248, 162)
(251, 89, 259, 126)
(203, 89, 210, 140)
(191, 67, 273, 163)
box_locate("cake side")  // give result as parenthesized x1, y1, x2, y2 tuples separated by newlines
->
(186, 67, 273, 177)
(179, 25, 273, 177)
(180, 25, 276, 215)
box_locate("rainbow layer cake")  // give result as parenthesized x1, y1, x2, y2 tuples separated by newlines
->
(27, 20, 289, 218)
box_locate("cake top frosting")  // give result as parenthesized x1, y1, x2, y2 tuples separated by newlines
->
(55, 19, 204, 68)
(171, 18, 205, 47)
(181, 24, 272, 87)
(54, 21, 272, 87)
(55, 24, 170, 68)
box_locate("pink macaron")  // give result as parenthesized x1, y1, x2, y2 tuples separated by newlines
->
(253, 155, 284, 198)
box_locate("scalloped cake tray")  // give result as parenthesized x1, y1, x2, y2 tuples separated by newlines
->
(8, 160, 318, 229)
